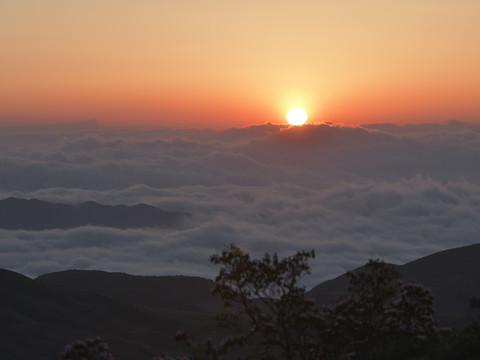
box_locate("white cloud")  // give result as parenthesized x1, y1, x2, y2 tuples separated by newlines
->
(1, 122, 480, 287)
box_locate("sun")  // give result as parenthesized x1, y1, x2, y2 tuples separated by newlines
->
(286, 108, 308, 126)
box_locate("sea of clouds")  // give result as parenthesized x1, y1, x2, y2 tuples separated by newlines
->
(1, 120, 480, 287)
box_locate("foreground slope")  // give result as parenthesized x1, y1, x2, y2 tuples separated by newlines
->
(36, 270, 221, 313)
(1, 270, 221, 360)
(1, 243, 480, 359)
(308, 243, 480, 328)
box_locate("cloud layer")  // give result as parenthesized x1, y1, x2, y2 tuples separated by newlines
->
(1, 120, 480, 287)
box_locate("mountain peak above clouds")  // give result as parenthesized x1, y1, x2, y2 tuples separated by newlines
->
(0, 197, 191, 230)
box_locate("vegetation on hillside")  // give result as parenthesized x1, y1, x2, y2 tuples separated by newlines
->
(61, 245, 480, 359)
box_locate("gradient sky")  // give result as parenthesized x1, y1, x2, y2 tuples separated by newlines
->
(1, 0, 479, 128)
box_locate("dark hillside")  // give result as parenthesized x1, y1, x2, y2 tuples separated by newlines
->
(1, 269, 221, 360)
(2, 244, 480, 359)
(36, 270, 221, 312)
(399, 243, 480, 327)
(308, 243, 480, 328)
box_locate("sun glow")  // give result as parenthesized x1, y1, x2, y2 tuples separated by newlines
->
(286, 108, 308, 125)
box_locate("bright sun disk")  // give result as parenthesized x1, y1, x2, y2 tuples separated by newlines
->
(286, 108, 308, 125)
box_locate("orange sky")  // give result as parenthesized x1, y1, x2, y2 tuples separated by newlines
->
(1, 1, 479, 128)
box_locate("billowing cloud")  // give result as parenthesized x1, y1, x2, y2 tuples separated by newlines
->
(1, 121, 480, 287)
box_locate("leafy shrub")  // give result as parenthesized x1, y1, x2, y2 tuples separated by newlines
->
(60, 336, 115, 360)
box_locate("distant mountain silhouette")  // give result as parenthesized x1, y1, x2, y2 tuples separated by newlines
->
(1, 244, 479, 359)
(0, 197, 191, 230)
(308, 243, 480, 328)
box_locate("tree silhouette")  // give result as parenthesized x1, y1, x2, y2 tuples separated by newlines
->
(210, 244, 318, 360)
(320, 260, 446, 359)
(61, 246, 452, 360)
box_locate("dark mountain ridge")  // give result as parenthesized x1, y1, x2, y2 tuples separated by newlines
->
(1, 269, 221, 360)
(36, 270, 221, 313)
(1, 243, 479, 359)
(308, 243, 480, 328)
(0, 197, 191, 230)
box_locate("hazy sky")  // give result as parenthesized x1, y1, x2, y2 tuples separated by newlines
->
(1, 1, 479, 127)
